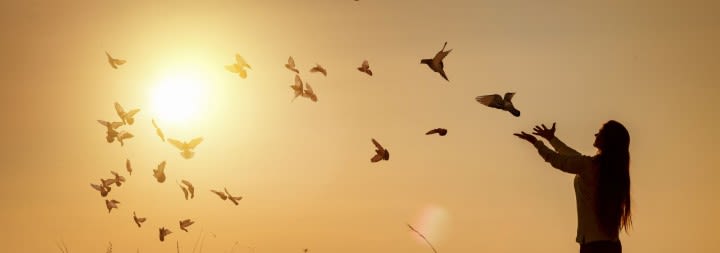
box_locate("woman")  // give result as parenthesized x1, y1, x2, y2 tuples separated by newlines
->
(514, 121, 632, 253)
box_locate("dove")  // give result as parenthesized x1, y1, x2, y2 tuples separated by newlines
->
(357, 60, 372, 76)
(153, 161, 167, 183)
(475, 92, 521, 117)
(105, 52, 126, 69)
(114, 102, 140, 125)
(370, 138, 390, 163)
(97, 120, 124, 143)
(105, 199, 120, 213)
(116, 131, 134, 146)
(420, 42, 452, 81)
(225, 54, 252, 79)
(91, 182, 111, 197)
(285, 56, 300, 73)
(301, 82, 318, 102)
(181, 180, 195, 199)
(110, 171, 126, 186)
(133, 211, 146, 228)
(151, 119, 166, 142)
(159, 227, 172, 242)
(176, 180, 193, 200)
(290, 75, 304, 102)
(425, 128, 448, 136)
(179, 219, 195, 232)
(126, 159, 132, 175)
(224, 187, 243, 205)
(210, 189, 228, 200)
(101, 178, 116, 188)
(309, 63, 327, 76)
(168, 137, 203, 159)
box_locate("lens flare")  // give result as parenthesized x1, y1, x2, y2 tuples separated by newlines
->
(410, 204, 450, 245)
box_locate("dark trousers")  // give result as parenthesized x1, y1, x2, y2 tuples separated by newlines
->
(580, 240, 622, 253)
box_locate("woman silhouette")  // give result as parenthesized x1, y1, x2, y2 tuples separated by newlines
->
(514, 121, 632, 253)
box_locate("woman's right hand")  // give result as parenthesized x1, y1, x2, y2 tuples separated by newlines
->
(532, 122, 556, 141)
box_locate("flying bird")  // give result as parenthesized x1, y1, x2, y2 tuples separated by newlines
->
(210, 189, 228, 200)
(425, 128, 448, 136)
(159, 227, 172, 242)
(179, 219, 195, 232)
(105, 52, 126, 69)
(224, 187, 243, 205)
(126, 159, 132, 175)
(370, 138, 390, 163)
(285, 56, 300, 73)
(101, 178, 116, 188)
(105, 199, 120, 213)
(420, 41, 452, 81)
(91, 182, 111, 197)
(151, 119, 166, 142)
(133, 211, 146, 228)
(153, 161, 167, 183)
(302, 82, 318, 102)
(181, 180, 195, 199)
(475, 92, 521, 117)
(290, 75, 305, 102)
(225, 54, 252, 79)
(97, 120, 124, 143)
(114, 102, 140, 125)
(116, 131, 134, 146)
(309, 64, 327, 76)
(110, 171, 126, 186)
(357, 60, 372, 76)
(168, 137, 203, 159)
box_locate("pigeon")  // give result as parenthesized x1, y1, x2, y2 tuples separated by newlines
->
(179, 219, 195, 232)
(357, 60, 372, 76)
(210, 189, 228, 200)
(110, 171, 126, 186)
(114, 102, 140, 125)
(91, 182, 111, 197)
(116, 131, 134, 146)
(420, 42, 452, 81)
(290, 75, 305, 102)
(370, 138, 389, 163)
(126, 159, 132, 175)
(105, 52, 126, 69)
(181, 180, 195, 199)
(425, 128, 448, 136)
(475, 92, 521, 117)
(152, 119, 166, 142)
(224, 187, 243, 205)
(309, 64, 327, 76)
(225, 54, 252, 79)
(133, 211, 146, 228)
(168, 137, 203, 159)
(97, 120, 124, 143)
(285, 56, 300, 73)
(105, 199, 120, 213)
(159, 227, 172, 242)
(153, 161, 167, 183)
(302, 82, 318, 102)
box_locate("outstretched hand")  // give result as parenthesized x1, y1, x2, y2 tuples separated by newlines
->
(514, 131, 538, 144)
(532, 122, 556, 140)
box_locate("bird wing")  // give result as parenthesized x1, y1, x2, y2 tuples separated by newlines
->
(426, 129, 440, 135)
(475, 95, 503, 108)
(118, 132, 134, 139)
(371, 138, 384, 150)
(152, 119, 159, 129)
(433, 43, 451, 62)
(225, 64, 239, 73)
(438, 69, 449, 81)
(211, 190, 228, 200)
(304, 82, 314, 93)
(114, 102, 126, 117)
(187, 137, 203, 149)
(181, 180, 194, 193)
(167, 139, 185, 150)
(503, 92, 516, 102)
(370, 153, 383, 163)
(294, 75, 303, 90)
(91, 183, 103, 191)
(362, 60, 369, 68)
(177, 181, 189, 200)
(98, 120, 110, 127)
(229, 196, 242, 205)
(110, 122, 124, 129)
(158, 161, 166, 171)
(125, 109, 140, 118)
(114, 59, 126, 65)
(235, 54, 247, 66)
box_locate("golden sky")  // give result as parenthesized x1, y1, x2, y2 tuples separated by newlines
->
(0, 0, 719, 252)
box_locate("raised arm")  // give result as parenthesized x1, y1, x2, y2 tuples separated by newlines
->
(533, 140, 593, 174)
(548, 137, 582, 156)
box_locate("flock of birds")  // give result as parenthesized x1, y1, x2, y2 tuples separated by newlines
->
(95, 40, 524, 251)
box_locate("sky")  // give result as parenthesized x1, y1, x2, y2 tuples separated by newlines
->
(0, 0, 719, 252)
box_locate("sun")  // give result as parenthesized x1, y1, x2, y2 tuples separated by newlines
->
(149, 71, 209, 125)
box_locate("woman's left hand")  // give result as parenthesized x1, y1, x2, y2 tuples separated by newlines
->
(514, 131, 538, 144)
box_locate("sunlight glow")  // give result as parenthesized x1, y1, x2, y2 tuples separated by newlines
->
(150, 70, 209, 125)
(412, 205, 450, 245)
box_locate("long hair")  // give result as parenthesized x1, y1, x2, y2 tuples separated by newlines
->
(594, 120, 632, 236)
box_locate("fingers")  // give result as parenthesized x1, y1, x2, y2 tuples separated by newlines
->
(552, 122, 556, 130)
(541, 124, 548, 130)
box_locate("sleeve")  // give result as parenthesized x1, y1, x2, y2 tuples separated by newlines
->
(533, 140, 593, 174)
(548, 136, 582, 156)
